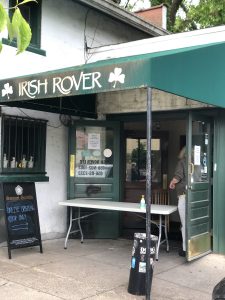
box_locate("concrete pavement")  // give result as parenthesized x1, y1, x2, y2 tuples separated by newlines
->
(0, 238, 224, 299)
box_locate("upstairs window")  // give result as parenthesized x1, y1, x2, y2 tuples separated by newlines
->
(1, 115, 47, 175)
(9, 0, 42, 48)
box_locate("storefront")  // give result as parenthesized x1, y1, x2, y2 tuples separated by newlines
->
(1, 41, 225, 263)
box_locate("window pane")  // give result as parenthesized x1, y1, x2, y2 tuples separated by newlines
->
(1, 115, 46, 173)
(126, 138, 161, 183)
(75, 126, 113, 178)
(191, 121, 209, 182)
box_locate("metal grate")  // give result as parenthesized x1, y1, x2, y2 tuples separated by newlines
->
(1, 115, 47, 173)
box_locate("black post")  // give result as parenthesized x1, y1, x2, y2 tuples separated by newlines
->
(146, 87, 153, 300)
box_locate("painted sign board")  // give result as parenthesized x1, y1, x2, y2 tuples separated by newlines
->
(0, 60, 150, 102)
(1, 182, 43, 259)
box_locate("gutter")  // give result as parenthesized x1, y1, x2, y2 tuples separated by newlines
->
(74, 0, 169, 37)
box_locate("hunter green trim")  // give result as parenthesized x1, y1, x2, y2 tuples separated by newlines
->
(213, 111, 225, 254)
(2, 38, 46, 56)
(0, 174, 49, 182)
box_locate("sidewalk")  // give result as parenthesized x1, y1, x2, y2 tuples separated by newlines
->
(0, 238, 224, 299)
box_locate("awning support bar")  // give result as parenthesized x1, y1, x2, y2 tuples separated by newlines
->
(146, 87, 153, 300)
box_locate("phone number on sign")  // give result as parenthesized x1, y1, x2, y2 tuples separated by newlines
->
(76, 164, 112, 177)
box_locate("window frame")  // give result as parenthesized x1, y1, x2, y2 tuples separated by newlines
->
(8, 0, 42, 49)
(1, 114, 47, 179)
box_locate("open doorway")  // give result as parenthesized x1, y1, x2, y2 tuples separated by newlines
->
(121, 112, 214, 259)
(121, 117, 186, 248)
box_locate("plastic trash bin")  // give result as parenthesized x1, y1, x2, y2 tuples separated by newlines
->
(128, 232, 158, 296)
(212, 278, 225, 299)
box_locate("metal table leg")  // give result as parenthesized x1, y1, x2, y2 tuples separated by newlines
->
(64, 207, 73, 249)
(77, 207, 83, 243)
(64, 207, 99, 249)
(156, 214, 162, 261)
(164, 216, 169, 252)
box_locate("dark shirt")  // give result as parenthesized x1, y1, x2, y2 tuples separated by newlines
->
(174, 157, 186, 196)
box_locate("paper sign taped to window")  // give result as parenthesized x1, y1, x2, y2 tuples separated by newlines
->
(194, 145, 201, 165)
(88, 133, 100, 150)
(70, 155, 75, 177)
(151, 139, 160, 151)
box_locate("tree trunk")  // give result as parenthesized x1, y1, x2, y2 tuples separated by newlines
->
(170, 0, 184, 26)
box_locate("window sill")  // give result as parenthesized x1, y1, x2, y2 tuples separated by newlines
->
(2, 38, 46, 56)
(0, 174, 49, 182)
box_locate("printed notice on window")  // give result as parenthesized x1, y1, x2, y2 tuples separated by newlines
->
(88, 133, 100, 150)
(76, 130, 85, 149)
(194, 145, 201, 165)
(70, 155, 75, 177)
(76, 163, 113, 178)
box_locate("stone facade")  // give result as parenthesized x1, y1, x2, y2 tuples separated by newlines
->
(97, 88, 211, 115)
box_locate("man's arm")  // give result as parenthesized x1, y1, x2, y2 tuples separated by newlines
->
(169, 159, 185, 189)
(169, 177, 179, 189)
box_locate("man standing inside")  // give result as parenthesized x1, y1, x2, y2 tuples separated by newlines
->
(169, 147, 186, 257)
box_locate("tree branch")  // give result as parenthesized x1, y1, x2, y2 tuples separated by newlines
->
(170, 0, 184, 26)
(180, 2, 198, 30)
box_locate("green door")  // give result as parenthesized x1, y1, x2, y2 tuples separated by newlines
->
(186, 113, 212, 261)
(68, 120, 121, 238)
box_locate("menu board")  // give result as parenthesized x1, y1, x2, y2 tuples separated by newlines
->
(2, 182, 42, 259)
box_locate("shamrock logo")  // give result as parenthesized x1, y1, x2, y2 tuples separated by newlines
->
(2, 83, 13, 99)
(108, 67, 125, 88)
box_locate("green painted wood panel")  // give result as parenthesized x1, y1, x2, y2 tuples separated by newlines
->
(68, 120, 121, 239)
(186, 113, 212, 261)
(213, 111, 225, 254)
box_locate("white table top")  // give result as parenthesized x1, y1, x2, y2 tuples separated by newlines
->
(59, 198, 177, 215)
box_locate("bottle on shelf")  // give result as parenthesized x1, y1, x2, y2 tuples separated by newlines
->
(3, 153, 8, 168)
(21, 155, 27, 168)
(28, 156, 34, 168)
(10, 157, 16, 168)
(140, 194, 146, 209)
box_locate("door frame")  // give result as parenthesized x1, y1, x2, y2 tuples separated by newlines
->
(67, 119, 122, 238)
(186, 111, 214, 261)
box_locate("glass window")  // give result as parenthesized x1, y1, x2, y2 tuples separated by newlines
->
(1, 115, 47, 174)
(126, 138, 161, 183)
(75, 126, 113, 179)
(191, 121, 209, 182)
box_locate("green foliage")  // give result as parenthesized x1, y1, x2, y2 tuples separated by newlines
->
(0, 0, 37, 54)
(121, 0, 225, 33)
(173, 0, 225, 32)
(0, 4, 8, 31)
(12, 8, 32, 54)
(188, 0, 225, 29)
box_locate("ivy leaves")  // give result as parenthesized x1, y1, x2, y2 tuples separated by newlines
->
(0, 0, 37, 54)
(11, 7, 32, 54)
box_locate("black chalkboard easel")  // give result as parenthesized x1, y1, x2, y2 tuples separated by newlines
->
(1, 182, 43, 259)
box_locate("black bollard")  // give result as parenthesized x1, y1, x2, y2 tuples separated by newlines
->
(128, 233, 158, 296)
(212, 278, 225, 299)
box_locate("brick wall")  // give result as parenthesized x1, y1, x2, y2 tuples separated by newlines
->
(135, 4, 167, 29)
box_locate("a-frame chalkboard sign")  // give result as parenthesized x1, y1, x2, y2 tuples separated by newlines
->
(1, 182, 43, 259)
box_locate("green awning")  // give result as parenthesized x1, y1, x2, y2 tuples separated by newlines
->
(150, 42, 225, 108)
(1, 41, 225, 107)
